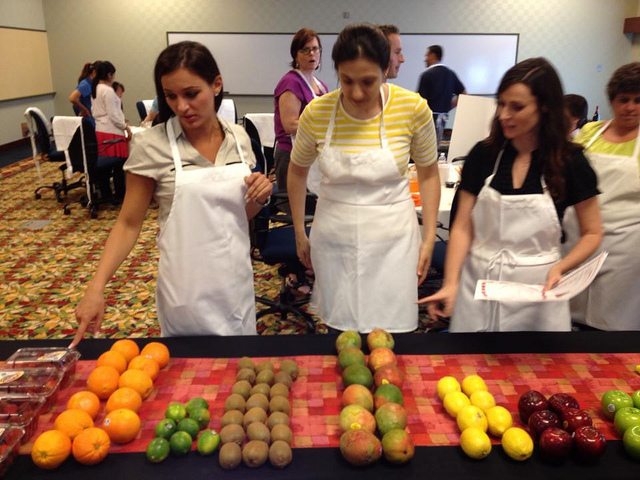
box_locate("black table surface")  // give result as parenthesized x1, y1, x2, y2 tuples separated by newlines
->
(4, 331, 640, 479)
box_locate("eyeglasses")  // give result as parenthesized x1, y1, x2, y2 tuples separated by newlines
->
(299, 46, 321, 55)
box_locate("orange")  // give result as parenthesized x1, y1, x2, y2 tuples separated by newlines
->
(102, 408, 141, 444)
(53, 408, 94, 440)
(31, 429, 72, 470)
(128, 355, 160, 381)
(97, 350, 128, 374)
(87, 365, 120, 400)
(106, 387, 143, 413)
(119, 368, 154, 399)
(141, 342, 170, 369)
(110, 339, 140, 363)
(72, 427, 110, 465)
(66, 390, 101, 419)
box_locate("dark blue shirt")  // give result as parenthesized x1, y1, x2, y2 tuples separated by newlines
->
(417, 64, 465, 113)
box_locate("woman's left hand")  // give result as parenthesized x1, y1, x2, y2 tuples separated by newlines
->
(417, 241, 433, 285)
(245, 172, 273, 205)
(543, 263, 564, 294)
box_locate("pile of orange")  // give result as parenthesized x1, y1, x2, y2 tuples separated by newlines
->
(30, 339, 171, 470)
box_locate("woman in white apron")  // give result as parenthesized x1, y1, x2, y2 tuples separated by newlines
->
(273, 28, 328, 193)
(565, 62, 640, 330)
(72, 41, 272, 345)
(287, 24, 441, 333)
(421, 58, 602, 332)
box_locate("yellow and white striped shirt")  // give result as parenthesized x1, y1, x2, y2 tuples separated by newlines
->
(291, 84, 437, 175)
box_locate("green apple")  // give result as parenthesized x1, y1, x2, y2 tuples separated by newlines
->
(601, 390, 633, 420)
(632, 390, 640, 409)
(614, 407, 640, 436)
(623, 425, 640, 460)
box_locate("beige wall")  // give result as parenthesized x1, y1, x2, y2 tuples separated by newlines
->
(1, 0, 639, 145)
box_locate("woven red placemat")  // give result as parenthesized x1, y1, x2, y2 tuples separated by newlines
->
(20, 352, 640, 454)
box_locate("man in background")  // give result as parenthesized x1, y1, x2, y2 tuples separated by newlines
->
(417, 45, 466, 145)
(379, 24, 405, 80)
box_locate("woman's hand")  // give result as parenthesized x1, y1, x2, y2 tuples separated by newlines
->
(543, 263, 564, 294)
(244, 172, 273, 205)
(295, 233, 313, 270)
(417, 240, 433, 285)
(70, 287, 105, 348)
(418, 284, 458, 320)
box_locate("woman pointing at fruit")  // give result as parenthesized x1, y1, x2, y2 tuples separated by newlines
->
(72, 42, 272, 344)
(421, 58, 602, 332)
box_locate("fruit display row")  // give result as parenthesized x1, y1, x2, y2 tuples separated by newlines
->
(336, 328, 415, 466)
(600, 388, 640, 460)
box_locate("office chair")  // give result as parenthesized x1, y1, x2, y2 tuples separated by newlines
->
(24, 108, 69, 202)
(243, 114, 275, 177)
(136, 99, 155, 122)
(218, 98, 237, 124)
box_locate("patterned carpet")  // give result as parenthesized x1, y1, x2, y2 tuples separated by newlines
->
(0, 157, 444, 341)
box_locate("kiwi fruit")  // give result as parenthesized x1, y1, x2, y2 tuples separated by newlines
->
(270, 424, 293, 445)
(255, 360, 274, 373)
(269, 395, 291, 415)
(267, 411, 290, 429)
(246, 393, 269, 411)
(231, 380, 252, 400)
(221, 409, 244, 427)
(273, 371, 293, 388)
(269, 440, 293, 468)
(243, 407, 268, 428)
(270, 383, 289, 399)
(279, 359, 299, 380)
(219, 442, 242, 470)
(246, 421, 271, 444)
(224, 393, 246, 413)
(237, 356, 255, 371)
(220, 423, 245, 446)
(236, 368, 256, 384)
(242, 440, 269, 468)
(255, 369, 275, 386)
(250, 383, 271, 397)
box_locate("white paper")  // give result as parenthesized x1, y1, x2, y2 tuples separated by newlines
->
(474, 251, 608, 302)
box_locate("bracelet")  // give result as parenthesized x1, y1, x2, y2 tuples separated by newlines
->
(254, 196, 271, 207)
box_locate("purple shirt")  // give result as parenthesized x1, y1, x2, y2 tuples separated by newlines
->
(274, 70, 328, 152)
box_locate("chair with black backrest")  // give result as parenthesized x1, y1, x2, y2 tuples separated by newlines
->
(248, 138, 317, 333)
(244, 113, 275, 178)
(24, 108, 70, 202)
(136, 99, 155, 122)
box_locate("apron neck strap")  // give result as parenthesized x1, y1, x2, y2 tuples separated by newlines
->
(586, 120, 640, 158)
(488, 145, 548, 190)
(294, 70, 325, 98)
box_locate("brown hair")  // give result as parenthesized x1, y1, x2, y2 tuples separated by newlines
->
(289, 28, 322, 69)
(607, 62, 640, 102)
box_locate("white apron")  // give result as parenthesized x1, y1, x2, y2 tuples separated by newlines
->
(309, 87, 421, 333)
(155, 120, 257, 336)
(565, 122, 640, 330)
(451, 149, 570, 332)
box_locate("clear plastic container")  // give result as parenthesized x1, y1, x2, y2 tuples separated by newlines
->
(0, 426, 25, 477)
(0, 367, 63, 411)
(0, 394, 45, 443)
(6, 348, 80, 389)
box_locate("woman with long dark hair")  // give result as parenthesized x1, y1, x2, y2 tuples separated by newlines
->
(72, 42, 272, 343)
(421, 57, 602, 332)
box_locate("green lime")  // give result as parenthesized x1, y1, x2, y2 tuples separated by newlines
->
(186, 397, 209, 413)
(154, 418, 177, 439)
(146, 437, 170, 463)
(165, 402, 187, 423)
(197, 429, 221, 456)
(177, 417, 200, 440)
(169, 431, 193, 456)
(189, 407, 211, 430)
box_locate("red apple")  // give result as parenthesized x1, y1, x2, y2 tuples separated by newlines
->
(548, 393, 580, 416)
(538, 427, 573, 462)
(573, 426, 606, 461)
(528, 409, 560, 439)
(518, 390, 549, 423)
(561, 408, 593, 433)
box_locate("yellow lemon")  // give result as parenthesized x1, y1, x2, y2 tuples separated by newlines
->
(461, 374, 488, 396)
(459, 427, 492, 460)
(443, 391, 470, 418)
(437, 376, 461, 401)
(456, 405, 488, 432)
(485, 405, 513, 437)
(501, 427, 533, 461)
(470, 390, 496, 411)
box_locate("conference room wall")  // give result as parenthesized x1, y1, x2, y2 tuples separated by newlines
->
(0, 0, 55, 147)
